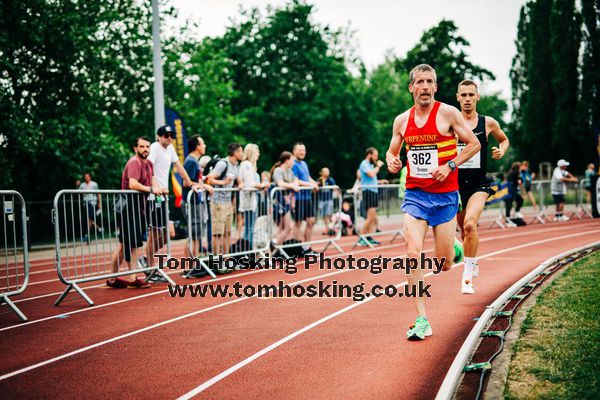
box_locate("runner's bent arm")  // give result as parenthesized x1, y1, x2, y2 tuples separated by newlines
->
(487, 117, 510, 160)
(386, 113, 406, 174)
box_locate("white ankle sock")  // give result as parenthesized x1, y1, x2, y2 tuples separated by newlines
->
(463, 257, 476, 280)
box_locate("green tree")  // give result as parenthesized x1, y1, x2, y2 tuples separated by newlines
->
(0, 0, 161, 200)
(365, 56, 413, 162)
(521, 0, 554, 167)
(215, 0, 373, 186)
(398, 19, 495, 108)
(509, 4, 529, 159)
(550, 0, 582, 164)
(580, 0, 600, 168)
(163, 27, 243, 154)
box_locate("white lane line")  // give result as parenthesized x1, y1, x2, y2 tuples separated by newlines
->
(0, 224, 592, 331)
(176, 231, 600, 399)
(0, 239, 400, 332)
(1, 229, 597, 383)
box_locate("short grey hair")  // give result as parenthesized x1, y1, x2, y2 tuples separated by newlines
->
(409, 64, 437, 84)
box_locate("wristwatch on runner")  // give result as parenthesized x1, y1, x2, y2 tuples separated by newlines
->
(447, 160, 457, 171)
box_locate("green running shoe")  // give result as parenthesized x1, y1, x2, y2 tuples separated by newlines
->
(407, 316, 432, 340)
(357, 237, 370, 246)
(453, 238, 464, 264)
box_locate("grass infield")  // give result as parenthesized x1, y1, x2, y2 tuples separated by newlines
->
(505, 251, 600, 399)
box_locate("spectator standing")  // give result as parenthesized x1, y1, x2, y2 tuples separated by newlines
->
(79, 172, 102, 242)
(207, 143, 244, 255)
(239, 143, 268, 248)
(358, 147, 383, 246)
(291, 142, 319, 256)
(520, 161, 538, 211)
(270, 151, 301, 252)
(107, 137, 161, 289)
(506, 162, 524, 219)
(551, 159, 578, 221)
(318, 167, 336, 235)
(584, 163, 595, 204)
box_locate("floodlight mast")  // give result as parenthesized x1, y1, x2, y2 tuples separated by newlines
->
(152, 0, 165, 132)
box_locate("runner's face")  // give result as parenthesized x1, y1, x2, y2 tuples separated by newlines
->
(135, 140, 151, 159)
(409, 71, 437, 107)
(294, 145, 306, 160)
(457, 85, 479, 112)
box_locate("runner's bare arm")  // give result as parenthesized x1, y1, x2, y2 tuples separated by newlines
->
(386, 113, 407, 174)
(447, 106, 480, 167)
(486, 117, 510, 160)
(431, 106, 479, 181)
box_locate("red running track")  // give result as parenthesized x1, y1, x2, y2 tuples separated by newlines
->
(0, 219, 598, 399)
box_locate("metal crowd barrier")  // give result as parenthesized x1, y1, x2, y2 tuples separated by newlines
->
(270, 185, 343, 258)
(352, 184, 404, 248)
(577, 178, 594, 219)
(0, 190, 30, 321)
(182, 187, 270, 277)
(52, 189, 175, 306)
(528, 179, 585, 224)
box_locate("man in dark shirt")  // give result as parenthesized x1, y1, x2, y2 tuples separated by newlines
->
(108, 137, 162, 289)
(182, 135, 213, 261)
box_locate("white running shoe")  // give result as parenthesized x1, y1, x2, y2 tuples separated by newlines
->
(461, 279, 475, 294)
(560, 215, 569, 221)
(472, 263, 479, 278)
(515, 212, 524, 219)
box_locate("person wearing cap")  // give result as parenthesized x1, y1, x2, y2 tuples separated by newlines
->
(551, 159, 578, 221)
(143, 124, 196, 282)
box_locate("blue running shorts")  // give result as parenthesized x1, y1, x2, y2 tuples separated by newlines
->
(401, 188, 459, 227)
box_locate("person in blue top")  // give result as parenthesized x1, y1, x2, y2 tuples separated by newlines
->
(181, 135, 213, 265)
(519, 161, 537, 211)
(291, 142, 319, 256)
(358, 147, 384, 246)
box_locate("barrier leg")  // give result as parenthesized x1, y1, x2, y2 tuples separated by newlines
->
(55, 282, 94, 306)
(1, 295, 28, 322)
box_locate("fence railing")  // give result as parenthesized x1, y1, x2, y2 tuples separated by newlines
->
(182, 187, 271, 277)
(52, 189, 175, 306)
(0, 190, 30, 321)
(270, 185, 344, 258)
(352, 184, 404, 248)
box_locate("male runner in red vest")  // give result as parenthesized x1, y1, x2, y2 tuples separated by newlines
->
(456, 80, 509, 295)
(386, 64, 480, 340)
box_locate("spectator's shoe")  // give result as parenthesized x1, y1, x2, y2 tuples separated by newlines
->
(148, 274, 168, 283)
(106, 278, 129, 288)
(407, 316, 432, 341)
(515, 212, 524, 219)
(128, 278, 150, 288)
(357, 238, 370, 247)
(366, 237, 380, 246)
(461, 278, 475, 295)
(138, 256, 149, 269)
(560, 215, 570, 221)
(184, 269, 210, 279)
(302, 248, 320, 257)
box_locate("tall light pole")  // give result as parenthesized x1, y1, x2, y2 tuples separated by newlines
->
(152, 0, 165, 132)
